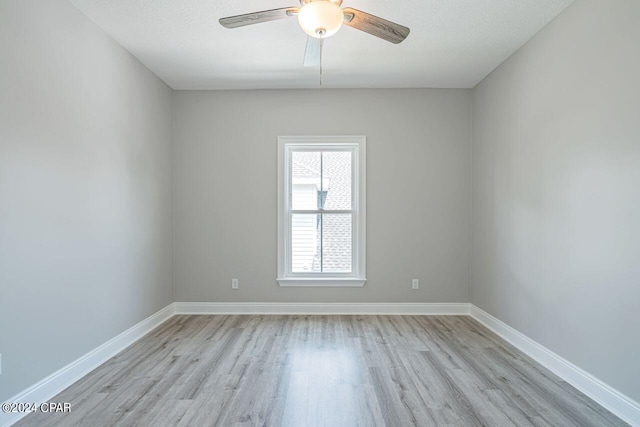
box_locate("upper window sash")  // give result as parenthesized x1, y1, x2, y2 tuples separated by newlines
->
(285, 144, 358, 213)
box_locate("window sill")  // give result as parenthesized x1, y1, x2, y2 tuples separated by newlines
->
(277, 278, 367, 287)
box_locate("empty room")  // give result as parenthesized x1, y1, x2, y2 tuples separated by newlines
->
(1, 0, 639, 426)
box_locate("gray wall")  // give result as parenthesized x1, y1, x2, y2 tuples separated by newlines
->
(173, 89, 472, 303)
(472, 0, 640, 402)
(0, 0, 173, 401)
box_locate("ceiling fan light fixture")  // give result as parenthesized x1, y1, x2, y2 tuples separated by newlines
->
(298, 1, 344, 38)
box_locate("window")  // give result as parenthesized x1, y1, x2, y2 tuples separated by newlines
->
(277, 136, 366, 287)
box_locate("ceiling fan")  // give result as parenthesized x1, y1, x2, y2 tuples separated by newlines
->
(219, 0, 410, 67)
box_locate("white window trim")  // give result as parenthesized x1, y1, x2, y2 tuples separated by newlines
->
(277, 135, 366, 287)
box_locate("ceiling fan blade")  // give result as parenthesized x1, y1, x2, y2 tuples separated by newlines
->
(342, 8, 410, 44)
(219, 7, 298, 29)
(303, 36, 322, 67)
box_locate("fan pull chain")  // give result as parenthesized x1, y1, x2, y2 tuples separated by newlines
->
(319, 38, 323, 86)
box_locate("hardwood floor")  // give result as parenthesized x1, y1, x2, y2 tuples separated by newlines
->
(17, 315, 626, 427)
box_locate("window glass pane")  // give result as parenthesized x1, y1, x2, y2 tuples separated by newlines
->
(322, 214, 352, 273)
(291, 151, 321, 210)
(321, 151, 351, 210)
(291, 213, 353, 274)
(291, 213, 321, 273)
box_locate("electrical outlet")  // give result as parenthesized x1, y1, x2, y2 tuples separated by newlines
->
(412, 279, 419, 290)
(232, 278, 239, 289)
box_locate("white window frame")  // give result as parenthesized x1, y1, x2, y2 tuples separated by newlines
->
(277, 136, 366, 287)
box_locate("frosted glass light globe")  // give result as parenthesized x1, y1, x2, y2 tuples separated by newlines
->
(298, 1, 344, 38)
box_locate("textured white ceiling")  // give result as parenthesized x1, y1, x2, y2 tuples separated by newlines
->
(69, 0, 573, 89)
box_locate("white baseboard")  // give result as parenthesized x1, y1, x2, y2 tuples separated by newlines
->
(1, 304, 175, 427)
(173, 302, 471, 315)
(469, 304, 640, 427)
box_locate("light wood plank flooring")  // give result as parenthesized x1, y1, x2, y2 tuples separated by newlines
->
(17, 315, 626, 426)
